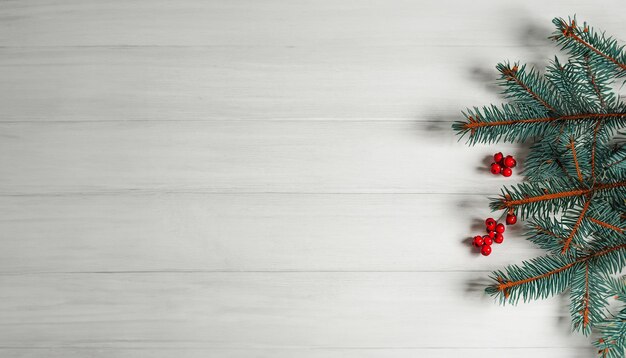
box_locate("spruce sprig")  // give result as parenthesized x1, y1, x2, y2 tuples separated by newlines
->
(454, 16, 626, 355)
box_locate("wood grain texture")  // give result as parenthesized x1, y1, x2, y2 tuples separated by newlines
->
(1, 193, 544, 273)
(0, 273, 591, 350)
(1, 0, 625, 47)
(0, 348, 595, 358)
(1, 0, 622, 356)
(0, 1, 625, 123)
(0, 121, 521, 195)
(0, 46, 508, 121)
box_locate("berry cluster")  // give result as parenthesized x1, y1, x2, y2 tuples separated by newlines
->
(471, 213, 517, 256)
(472, 218, 505, 256)
(490, 152, 516, 177)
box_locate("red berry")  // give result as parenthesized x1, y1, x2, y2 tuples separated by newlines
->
(481, 245, 492, 256)
(501, 167, 513, 177)
(504, 155, 517, 168)
(495, 223, 505, 233)
(494, 152, 504, 163)
(486, 230, 496, 238)
(506, 213, 517, 225)
(472, 236, 484, 247)
(485, 218, 496, 231)
(482, 236, 493, 246)
(490, 163, 502, 175)
(494, 233, 504, 244)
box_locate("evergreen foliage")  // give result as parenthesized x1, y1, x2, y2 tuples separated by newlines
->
(454, 16, 626, 356)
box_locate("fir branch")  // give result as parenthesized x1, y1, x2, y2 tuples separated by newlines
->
(527, 219, 571, 254)
(569, 137, 584, 182)
(596, 307, 626, 358)
(487, 242, 626, 302)
(454, 15, 626, 354)
(584, 55, 608, 110)
(535, 224, 565, 240)
(462, 112, 626, 130)
(606, 156, 626, 170)
(588, 217, 625, 233)
(497, 62, 558, 113)
(454, 111, 626, 144)
(546, 57, 593, 114)
(553, 17, 626, 75)
(581, 262, 590, 329)
(570, 263, 612, 335)
(561, 198, 591, 254)
(592, 119, 603, 180)
(524, 138, 576, 181)
(493, 180, 626, 213)
(604, 146, 626, 178)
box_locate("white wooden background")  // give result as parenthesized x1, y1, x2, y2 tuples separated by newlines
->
(2, 1, 626, 357)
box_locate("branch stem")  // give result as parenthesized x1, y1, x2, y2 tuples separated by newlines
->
(464, 112, 626, 131)
(500, 181, 626, 209)
(496, 243, 626, 295)
(563, 26, 626, 71)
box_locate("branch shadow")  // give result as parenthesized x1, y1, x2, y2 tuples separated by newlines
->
(416, 13, 554, 139)
(465, 275, 492, 295)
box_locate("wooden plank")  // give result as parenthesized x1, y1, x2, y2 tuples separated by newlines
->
(0, 46, 511, 121)
(1, 4, 624, 123)
(0, 0, 623, 47)
(0, 121, 522, 194)
(1, 1, 614, 355)
(0, 193, 541, 273)
(0, 348, 593, 358)
(0, 272, 591, 350)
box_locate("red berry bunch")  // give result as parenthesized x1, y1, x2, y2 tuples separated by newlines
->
(490, 152, 516, 177)
(472, 218, 506, 256)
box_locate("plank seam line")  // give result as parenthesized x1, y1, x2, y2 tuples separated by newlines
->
(0, 44, 549, 49)
(0, 119, 455, 124)
(0, 270, 493, 275)
(0, 192, 496, 197)
(0, 346, 590, 350)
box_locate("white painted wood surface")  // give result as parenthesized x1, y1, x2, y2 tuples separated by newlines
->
(2, 1, 624, 356)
